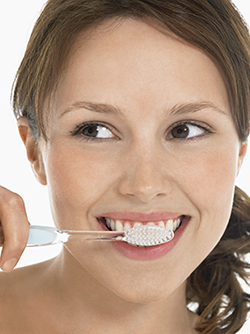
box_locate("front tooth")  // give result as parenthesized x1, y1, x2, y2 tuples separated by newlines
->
(110, 219, 116, 231)
(165, 219, 173, 230)
(147, 222, 155, 226)
(134, 222, 142, 227)
(158, 221, 165, 227)
(124, 222, 131, 231)
(115, 220, 123, 232)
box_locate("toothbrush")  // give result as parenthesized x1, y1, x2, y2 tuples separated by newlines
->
(0, 225, 174, 247)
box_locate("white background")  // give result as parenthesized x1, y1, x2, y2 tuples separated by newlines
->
(0, 1, 250, 332)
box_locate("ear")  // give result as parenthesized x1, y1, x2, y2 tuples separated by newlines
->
(237, 139, 248, 176)
(17, 117, 47, 185)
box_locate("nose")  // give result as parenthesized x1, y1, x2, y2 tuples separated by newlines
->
(118, 143, 172, 203)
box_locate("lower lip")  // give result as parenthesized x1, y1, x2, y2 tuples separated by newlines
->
(99, 216, 189, 261)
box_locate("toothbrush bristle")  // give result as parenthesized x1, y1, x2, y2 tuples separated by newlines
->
(122, 225, 174, 247)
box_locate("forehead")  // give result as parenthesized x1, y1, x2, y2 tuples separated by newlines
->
(52, 17, 230, 119)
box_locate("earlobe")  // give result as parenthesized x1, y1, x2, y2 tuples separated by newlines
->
(17, 118, 47, 186)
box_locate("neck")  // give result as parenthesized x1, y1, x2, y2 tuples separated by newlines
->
(46, 247, 197, 334)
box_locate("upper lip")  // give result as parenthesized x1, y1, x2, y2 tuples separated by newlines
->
(99, 212, 184, 222)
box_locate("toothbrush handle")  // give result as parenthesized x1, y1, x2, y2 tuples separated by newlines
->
(0, 226, 125, 247)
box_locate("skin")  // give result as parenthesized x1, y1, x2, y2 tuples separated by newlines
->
(0, 18, 248, 333)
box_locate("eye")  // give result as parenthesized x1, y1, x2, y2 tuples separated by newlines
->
(82, 124, 113, 138)
(71, 122, 115, 140)
(167, 122, 210, 140)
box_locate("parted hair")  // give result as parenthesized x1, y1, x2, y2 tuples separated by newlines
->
(12, 1, 250, 333)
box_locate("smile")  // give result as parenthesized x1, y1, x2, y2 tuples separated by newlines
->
(100, 216, 183, 233)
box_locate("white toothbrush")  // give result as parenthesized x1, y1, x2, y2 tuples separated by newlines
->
(0, 225, 174, 247)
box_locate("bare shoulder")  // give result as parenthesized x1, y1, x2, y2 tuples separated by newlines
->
(0, 259, 53, 294)
(0, 259, 56, 332)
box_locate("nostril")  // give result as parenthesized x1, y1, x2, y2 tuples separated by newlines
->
(126, 189, 167, 203)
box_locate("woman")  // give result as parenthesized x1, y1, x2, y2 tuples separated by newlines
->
(0, 0, 250, 333)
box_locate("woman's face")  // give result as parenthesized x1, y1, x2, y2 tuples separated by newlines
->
(35, 18, 246, 303)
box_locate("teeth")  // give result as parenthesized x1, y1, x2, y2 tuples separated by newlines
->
(116, 220, 123, 232)
(158, 221, 165, 227)
(111, 219, 115, 231)
(104, 217, 182, 232)
(124, 222, 131, 231)
(173, 217, 181, 231)
(165, 219, 173, 230)
(173, 220, 177, 231)
(106, 218, 111, 229)
(147, 222, 155, 226)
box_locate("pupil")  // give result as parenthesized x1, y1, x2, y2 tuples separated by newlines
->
(88, 128, 93, 134)
(172, 125, 189, 138)
(83, 126, 98, 137)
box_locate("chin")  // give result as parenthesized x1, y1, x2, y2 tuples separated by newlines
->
(117, 292, 168, 305)
(64, 242, 186, 306)
(106, 279, 177, 305)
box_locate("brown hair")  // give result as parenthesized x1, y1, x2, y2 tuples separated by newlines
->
(12, 0, 250, 332)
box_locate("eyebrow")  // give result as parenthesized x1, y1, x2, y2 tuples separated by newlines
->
(168, 102, 228, 117)
(61, 100, 229, 118)
(61, 101, 124, 118)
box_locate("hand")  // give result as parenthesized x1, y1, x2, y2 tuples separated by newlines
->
(0, 186, 29, 272)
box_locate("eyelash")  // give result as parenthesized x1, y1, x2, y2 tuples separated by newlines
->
(70, 120, 213, 142)
(167, 120, 213, 141)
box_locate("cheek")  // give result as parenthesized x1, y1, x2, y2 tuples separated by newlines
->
(185, 149, 236, 197)
(178, 144, 238, 249)
(45, 142, 120, 229)
(195, 149, 236, 203)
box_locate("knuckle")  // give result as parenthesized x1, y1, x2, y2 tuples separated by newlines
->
(1, 192, 25, 212)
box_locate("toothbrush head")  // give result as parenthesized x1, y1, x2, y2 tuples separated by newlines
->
(122, 225, 174, 247)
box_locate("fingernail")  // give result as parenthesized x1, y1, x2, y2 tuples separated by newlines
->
(2, 258, 18, 272)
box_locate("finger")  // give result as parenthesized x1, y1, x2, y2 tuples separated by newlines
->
(0, 186, 30, 272)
